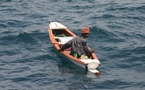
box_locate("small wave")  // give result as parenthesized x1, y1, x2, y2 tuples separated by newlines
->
(90, 26, 124, 43)
(0, 23, 7, 28)
(15, 32, 37, 43)
(6, 19, 30, 28)
(98, 79, 131, 89)
(105, 5, 145, 21)
(131, 45, 145, 55)
(0, 0, 12, 4)
(106, 4, 145, 11)
(101, 14, 117, 19)
(0, 33, 17, 45)
(72, 4, 96, 9)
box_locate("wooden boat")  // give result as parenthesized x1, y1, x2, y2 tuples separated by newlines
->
(48, 22, 101, 75)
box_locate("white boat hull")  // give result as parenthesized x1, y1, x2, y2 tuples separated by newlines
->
(66, 56, 100, 74)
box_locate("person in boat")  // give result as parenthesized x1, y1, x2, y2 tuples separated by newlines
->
(59, 26, 94, 58)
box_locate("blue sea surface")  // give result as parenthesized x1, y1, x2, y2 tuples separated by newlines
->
(0, 0, 145, 89)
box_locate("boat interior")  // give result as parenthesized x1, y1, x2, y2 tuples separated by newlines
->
(52, 29, 72, 53)
(52, 29, 72, 37)
(52, 29, 93, 59)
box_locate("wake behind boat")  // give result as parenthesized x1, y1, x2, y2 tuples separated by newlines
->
(48, 22, 101, 75)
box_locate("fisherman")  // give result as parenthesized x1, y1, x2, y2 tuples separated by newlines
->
(59, 26, 94, 58)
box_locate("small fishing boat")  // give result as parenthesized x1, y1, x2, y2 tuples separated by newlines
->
(48, 22, 101, 75)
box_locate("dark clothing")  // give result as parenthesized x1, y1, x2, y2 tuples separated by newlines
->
(60, 35, 92, 57)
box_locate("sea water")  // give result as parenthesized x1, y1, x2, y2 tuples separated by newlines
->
(0, 0, 145, 89)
